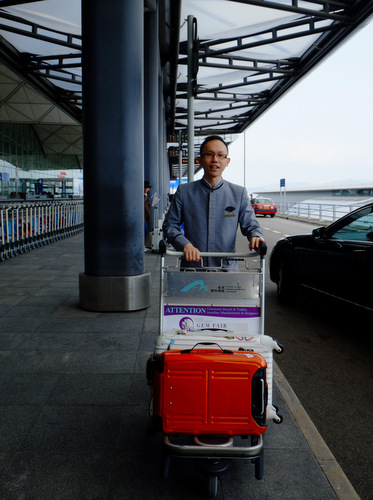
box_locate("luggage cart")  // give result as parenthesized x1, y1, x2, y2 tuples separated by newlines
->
(147, 242, 283, 497)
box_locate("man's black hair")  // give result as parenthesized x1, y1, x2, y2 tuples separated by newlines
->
(199, 135, 229, 156)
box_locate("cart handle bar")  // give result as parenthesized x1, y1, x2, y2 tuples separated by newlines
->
(159, 240, 267, 258)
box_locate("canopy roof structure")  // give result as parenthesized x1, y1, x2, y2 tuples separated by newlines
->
(0, 0, 372, 174)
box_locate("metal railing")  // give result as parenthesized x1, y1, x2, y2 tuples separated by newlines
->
(276, 201, 372, 224)
(0, 200, 84, 261)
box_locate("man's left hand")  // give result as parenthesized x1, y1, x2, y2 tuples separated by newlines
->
(249, 237, 266, 251)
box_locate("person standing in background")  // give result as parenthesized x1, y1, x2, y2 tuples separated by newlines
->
(144, 181, 151, 251)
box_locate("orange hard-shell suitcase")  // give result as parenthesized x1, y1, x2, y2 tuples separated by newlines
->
(150, 346, 268, 436)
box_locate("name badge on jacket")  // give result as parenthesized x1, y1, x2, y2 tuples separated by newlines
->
(225, 206, 236, 217)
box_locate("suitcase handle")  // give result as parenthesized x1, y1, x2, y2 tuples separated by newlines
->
(180, 342, 234, 354)
(200, 328, 228, 332)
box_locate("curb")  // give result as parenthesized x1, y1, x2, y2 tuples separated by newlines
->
(274, 362, 360, 500)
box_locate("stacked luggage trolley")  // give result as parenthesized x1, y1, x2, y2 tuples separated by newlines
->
(0, 200, 84, 261)
(147, 242, 283, 497)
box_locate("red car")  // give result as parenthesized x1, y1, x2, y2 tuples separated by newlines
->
(251, 197, 277, 217)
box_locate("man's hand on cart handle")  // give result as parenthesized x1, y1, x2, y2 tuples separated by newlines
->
(183, 238, 266, 261)
(249, 237, 267, 251)
(183, 243, 202, 262)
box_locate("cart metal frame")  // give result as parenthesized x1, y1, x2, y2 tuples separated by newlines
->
(149, 243, 283, 497)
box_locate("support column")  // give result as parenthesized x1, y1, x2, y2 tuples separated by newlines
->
(159, 84, 169, 216)
(80, 0, 150, 311)
(144, 7, 160, 232)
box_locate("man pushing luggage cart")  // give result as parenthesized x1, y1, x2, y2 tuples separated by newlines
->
(146, 135, 283, 497)
(162, 135, 265, 268)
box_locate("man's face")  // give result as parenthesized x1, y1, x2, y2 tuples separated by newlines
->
(199, 139, 230, 184)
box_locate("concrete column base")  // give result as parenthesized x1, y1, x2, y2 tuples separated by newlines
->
(79, 273, 151, 312)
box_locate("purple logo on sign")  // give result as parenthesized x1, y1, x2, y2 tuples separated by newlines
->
(179, 317, 194, 331)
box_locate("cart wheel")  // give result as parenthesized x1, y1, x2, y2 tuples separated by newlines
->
(207, 475, 218, 498)
(160, 453, 171, 479)
(255, 454, 264, 480)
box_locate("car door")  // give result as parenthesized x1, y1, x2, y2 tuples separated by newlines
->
(300, 206, 373, 308)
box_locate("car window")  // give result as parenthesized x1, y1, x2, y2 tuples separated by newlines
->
(254, 198, 273, 203)
(330, 207, 373, 242)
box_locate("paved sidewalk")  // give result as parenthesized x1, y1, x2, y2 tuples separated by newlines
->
(0, 233, 357, 499)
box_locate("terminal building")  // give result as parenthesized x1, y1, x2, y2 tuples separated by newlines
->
(255, 183, 373, 206)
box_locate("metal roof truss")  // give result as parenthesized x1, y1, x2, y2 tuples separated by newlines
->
(0, 0, 371, 176)
(175, 0, 373, 137)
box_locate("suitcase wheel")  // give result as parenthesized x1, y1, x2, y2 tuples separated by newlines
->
(274, 413, 283, 424)
(274, 341, 284, 354)
(272, 404, 283, 424)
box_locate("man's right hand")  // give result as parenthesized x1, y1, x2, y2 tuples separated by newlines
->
(183, 243, 201, 262)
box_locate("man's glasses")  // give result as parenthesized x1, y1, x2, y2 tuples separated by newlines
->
(201, 152, 228, 159)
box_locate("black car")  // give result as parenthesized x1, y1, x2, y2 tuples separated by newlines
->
(269, 203, 373, 311)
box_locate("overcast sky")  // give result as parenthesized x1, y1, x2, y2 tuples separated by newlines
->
(207, 18, 373, 193)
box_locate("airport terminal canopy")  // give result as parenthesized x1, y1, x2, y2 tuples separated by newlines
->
(0, 0, 372, 172)
(175, 0, 373, 136)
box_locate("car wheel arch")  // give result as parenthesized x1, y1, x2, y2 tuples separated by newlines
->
(276, 254, 299, 304)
